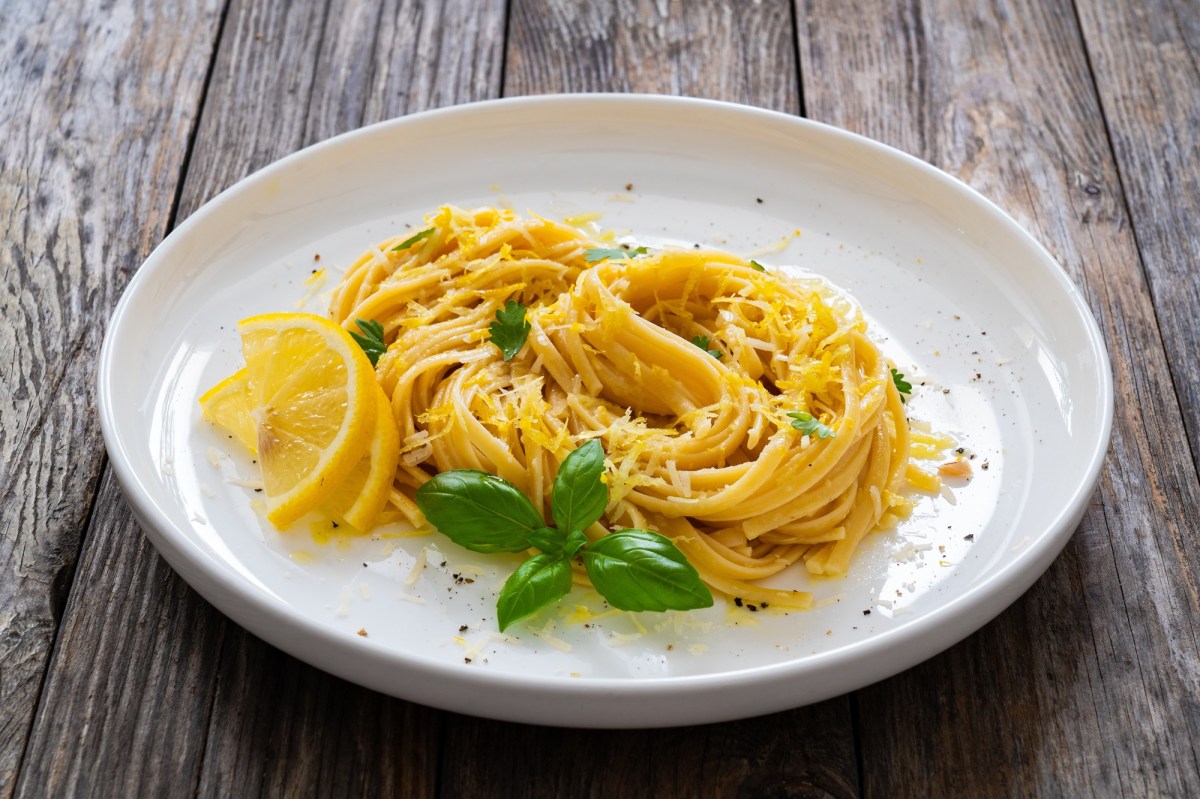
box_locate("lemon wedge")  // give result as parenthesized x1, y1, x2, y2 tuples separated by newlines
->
(237, 313, 376, 528)
(200, 362, 399, 532)
(323, 388, 399, 531)
(198, 368, 257, 453)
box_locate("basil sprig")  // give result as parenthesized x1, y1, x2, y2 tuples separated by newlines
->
(414, 439, 713, 630)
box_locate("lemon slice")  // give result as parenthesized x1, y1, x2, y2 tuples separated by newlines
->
(198, 368, 257, 454)
(237, 313, 375, 528)
(324, 388, 400, 531)
(199, 366, 399, 531)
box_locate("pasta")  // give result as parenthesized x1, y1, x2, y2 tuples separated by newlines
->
(330, 206, 913, 608)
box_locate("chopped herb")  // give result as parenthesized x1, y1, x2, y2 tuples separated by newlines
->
(749, 260, 766, 272)
(349, 318, 387, 367)
(584, 246, 649, 263)
(787, 410, 835, 439)
(691, 335, 723, 360)
(890, 367, 913, 402)
(391, 227, 435, 251)
(488, 300, 531, 361)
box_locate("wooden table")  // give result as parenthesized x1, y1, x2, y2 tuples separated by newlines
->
(3, 0, 1198, 795)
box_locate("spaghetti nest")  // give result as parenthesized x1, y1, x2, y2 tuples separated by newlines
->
(330, 206, 911, 608)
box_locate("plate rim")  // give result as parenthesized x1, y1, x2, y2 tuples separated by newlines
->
(98, 93, 1114, 727)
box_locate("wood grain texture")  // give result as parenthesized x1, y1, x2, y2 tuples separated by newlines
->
(505, 0, 800, 114)
(195, 629, 440, 798)
(14, 472, 230, 797)
(0, 0, 223, 793)
(17, 0, 504, 796)
(440, 701, 857, 798)
(798, 0, 1200, 795)
(1075, 0, 1200, 473)
(178, 0, 507, 216)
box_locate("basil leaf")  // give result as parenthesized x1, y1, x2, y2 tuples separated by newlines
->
(582, 529, 713, 612)
(415, 470, 544, 553)
(497, 554, 573, 631)
(562, 528, 589, 559)
(551, 439, 607, 534)
(527, 526, 567, 555)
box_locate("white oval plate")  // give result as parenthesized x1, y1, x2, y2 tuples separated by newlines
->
(99, 95, 1111, 728)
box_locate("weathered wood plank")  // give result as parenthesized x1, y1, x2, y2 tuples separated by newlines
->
(17, 0, 505, 796)
(14, 472, 231, 797)
(797, 0, 1200, 795)
(505, 0, 800, 114)
(1076, 0, 1200, 474)
(195, 628, 441, 798)
(440, 703, 857, 798)
(0, 0, 224, 793)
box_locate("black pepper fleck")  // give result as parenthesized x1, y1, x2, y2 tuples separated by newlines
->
(862, 609, 871, 616)
(733, 597, 744, 607)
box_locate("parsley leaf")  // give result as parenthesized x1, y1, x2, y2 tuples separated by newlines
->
(691, 335, 724, 360)
(391, 227, 435, 252)
(787, 410, 835, 439)
(584, 246, 649, 263)
(890, 367, 913, 403)
(749, 260, 767, 272)
(489, 300, 531, 361)
(348, 319, 386, 367)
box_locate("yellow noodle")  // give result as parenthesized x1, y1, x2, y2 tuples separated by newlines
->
(329, 206, 913, 608)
